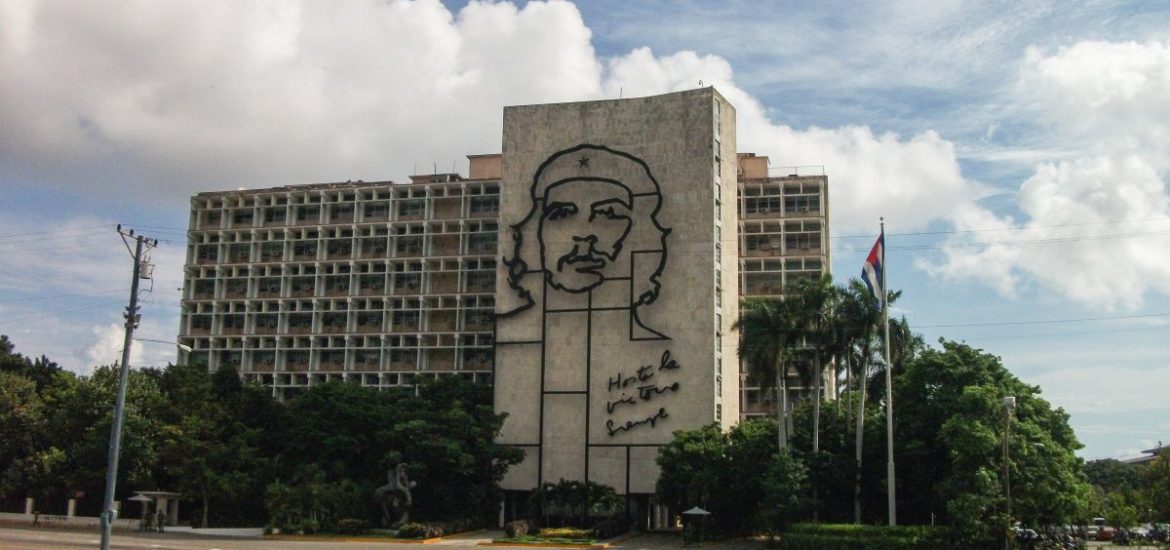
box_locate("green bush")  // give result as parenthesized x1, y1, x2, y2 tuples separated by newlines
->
(770, 525, 985, 550)
(397, 522, 442, 539)
(541, 527, 592, 538)
(504, 519, 531, 537)
(335, 518, 369, 535)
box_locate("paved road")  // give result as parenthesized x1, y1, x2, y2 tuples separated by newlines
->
(0, 527, 723, 550)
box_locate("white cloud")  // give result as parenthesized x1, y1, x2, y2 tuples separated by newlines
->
(924, 39, 1170, 310)
(84, 323, 143, 374)
(602, 48, 979, 234)
(1031, 364, 1170, 416)
(1019, 40, 1170, 165)
(0, 215, 186, 373)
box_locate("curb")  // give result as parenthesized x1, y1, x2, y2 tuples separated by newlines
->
(267, 534, 444, 544)
(480, 531, 640, 549)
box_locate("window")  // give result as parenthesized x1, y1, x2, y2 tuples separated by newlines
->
(330, 204, 354, 221)
(395, 273, 420, 290)
(745, 196, 782, 214)
(470, 196, 498, 214)
(392, 310, 420, 327)
(295, 206, 319, 222)
(263, 209, 285, 223)
(785, 195, 820, 214)
(293, 242, 316, 258)
(468, 233, 496, 253)
(364, 202, 389, 218)
(398, 200, 424, 218)
(326, 239, 352, 257)
(193, 280, 214, 296)
(468, 271, 494, 290)
(261, 243, 282, 260)
(396, 236, 423, 255)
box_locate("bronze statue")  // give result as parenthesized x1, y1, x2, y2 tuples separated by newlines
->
(374, 464, 415, 528)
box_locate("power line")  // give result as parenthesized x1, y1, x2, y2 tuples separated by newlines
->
(889, 229, 1170, 251)
(933, 323, 1170, 342)
(0, 288, 130, 303)
(0, 225, 109, 240)
(834, 215, 1170, 240)
(918, 312, 1170, 329)
(0, 300, 127, 323)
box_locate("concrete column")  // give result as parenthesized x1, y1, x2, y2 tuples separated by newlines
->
(66, 498, 76, 517)
(24, 497, 34, 515)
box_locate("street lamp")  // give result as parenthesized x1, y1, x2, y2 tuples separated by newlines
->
(1003, 396, 1016, 550)
(136, 337, 193, 353)
(100, 338, 189, 550)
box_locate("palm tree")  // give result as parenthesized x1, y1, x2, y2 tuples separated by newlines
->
(785, 274, 837, 456)
(835, 278, 886, 523)
(734, 297, 797, 452)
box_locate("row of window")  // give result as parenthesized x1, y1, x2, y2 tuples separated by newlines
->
(199, 196, 499, 228)
(742, 195, 821, 215)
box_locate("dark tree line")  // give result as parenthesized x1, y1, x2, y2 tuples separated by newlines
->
(0, 335, 521, 530)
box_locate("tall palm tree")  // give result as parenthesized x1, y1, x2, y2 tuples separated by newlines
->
(734, 297, 797, 452)
(786, 274, 836, 455)
(835, 278, 886, 523)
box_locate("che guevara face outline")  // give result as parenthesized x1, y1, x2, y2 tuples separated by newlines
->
(537, 178, 633, 293)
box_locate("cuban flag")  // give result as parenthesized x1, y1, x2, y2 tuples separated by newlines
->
(861, 231, 884, 309)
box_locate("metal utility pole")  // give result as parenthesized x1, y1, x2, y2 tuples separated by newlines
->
(1003, 396, 1016, 550)
(100, 226, 157, 550)
(880, 218, 896, 526)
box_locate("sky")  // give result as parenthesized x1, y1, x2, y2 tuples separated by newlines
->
(1, 0, 1168, 461)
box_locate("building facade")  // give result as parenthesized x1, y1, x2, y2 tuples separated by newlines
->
(491, 89, 740, 521)
(178, 162, 502, 396)
(736, 154, 833, 418)
(176, 90, 830, 515)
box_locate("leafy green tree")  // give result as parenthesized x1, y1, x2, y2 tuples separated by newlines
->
(1147, 452, 1170, 521)
(759, 451, 809, 535)
(656, 424, 728, 519)
(156, 363, 270, 527)
(895, 340, 1093, 537)
(0, 335, 63, 391)
(0, 371, 47, 505)
(735, 298, 797, 451)
(1084, 459, 1142, 494)
(657, 420, 802, 536)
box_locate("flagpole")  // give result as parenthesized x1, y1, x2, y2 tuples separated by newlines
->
(881, 218, 896, 526)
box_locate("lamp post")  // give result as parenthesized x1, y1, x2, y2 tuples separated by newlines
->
(1002, 396, 1016, 550)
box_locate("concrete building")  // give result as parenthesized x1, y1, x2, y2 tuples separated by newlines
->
(178, 162, 502, 396)
(491, 88, 739, 524)
(176, 89, 830, 521)
(736, 154, 832, 418)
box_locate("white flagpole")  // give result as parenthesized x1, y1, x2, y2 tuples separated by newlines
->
(881, 218, 896, 526)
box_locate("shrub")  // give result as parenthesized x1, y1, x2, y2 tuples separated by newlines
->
(398, 522, 442, 539)
(433, 517, 478, 535)
(540, 527, 593, 538)
(769, 524, 982, 550)
(335, 518, 369, 535)
(504, 519, 531, 537)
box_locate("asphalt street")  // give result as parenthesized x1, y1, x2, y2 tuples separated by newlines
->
(0, 527, 727, 550)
